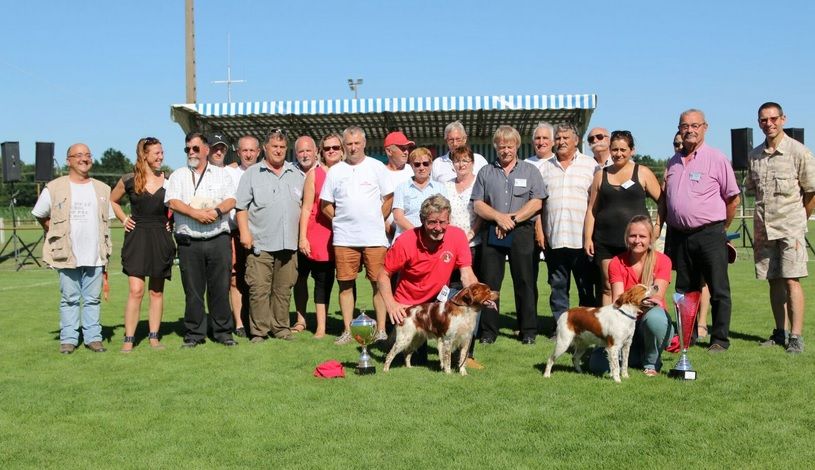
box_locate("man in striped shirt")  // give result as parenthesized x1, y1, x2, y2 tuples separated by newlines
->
(539, 123, 600, 326)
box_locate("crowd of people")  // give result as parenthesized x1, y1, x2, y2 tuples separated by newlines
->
(32, 102, 815, 373)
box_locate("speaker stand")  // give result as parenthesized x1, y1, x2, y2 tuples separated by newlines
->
(734, 176, 753, 248)
(0, 186, 42, 270)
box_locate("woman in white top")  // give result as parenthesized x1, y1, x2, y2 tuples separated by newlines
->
(444, 145, 482, 250)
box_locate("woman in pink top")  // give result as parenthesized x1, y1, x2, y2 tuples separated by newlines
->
(590, 214, 674, 377)
(295, 133, 344, 338)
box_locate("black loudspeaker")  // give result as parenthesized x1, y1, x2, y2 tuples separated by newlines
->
(35, 142, 55, 182)
(1, 141, 22, 183)
(730, 128, 753, 171)
(786, 128, 804, 144)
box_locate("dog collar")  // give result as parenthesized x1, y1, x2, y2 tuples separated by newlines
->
(614, 306, 638, 320)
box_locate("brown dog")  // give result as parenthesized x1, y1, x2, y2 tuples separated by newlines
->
(383, 283, 498, 376)
(544, 284, 655, 383)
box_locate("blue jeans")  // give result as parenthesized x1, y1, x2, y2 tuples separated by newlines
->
(544, 247, 596, 322)
(589, 306, 674, 373)
(58, 266, 104, 345)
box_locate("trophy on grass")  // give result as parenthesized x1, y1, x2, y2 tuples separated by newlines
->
(669, 291, 701, 380)
(350, 310, 377, 375)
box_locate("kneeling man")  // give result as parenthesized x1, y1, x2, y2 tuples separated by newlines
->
(378, 194, 483, 368)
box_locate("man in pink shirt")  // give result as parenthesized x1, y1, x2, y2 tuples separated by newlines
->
(659, 109, 741, 352)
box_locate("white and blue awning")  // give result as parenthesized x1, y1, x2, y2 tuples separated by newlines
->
(170, 93, 597, 160)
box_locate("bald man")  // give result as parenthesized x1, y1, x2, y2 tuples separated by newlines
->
(587, 127, 611, 167)
(32, 143, 113, 354)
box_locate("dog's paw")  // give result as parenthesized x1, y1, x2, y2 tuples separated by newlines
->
(459, 368, 468, 376)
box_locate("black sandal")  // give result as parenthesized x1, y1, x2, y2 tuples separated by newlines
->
(148, 332, 165, 350)
(121, 336, 135, 353)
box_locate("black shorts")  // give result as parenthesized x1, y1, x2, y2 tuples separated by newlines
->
(297, 252, 336, 304)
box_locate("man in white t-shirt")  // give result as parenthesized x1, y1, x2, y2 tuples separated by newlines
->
(320, 126, 394, 345)
(431, 120, 488, 182)
(225, 135, 260, 337)
(32, 143, 113, 354)
(382, 131, 415, 242)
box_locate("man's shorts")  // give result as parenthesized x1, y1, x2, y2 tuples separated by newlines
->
(754, 235, 808, 280)
(334, 246, 387, 282)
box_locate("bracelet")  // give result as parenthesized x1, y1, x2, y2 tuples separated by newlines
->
(215, 207, 223, 217)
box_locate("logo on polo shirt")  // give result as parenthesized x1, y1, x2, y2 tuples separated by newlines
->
(441, 251, 453, 263)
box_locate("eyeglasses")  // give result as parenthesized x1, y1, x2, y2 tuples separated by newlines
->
(758, 115, 782, 125)
(678, 122, 706, 131)
(266, 127, 288, 140)
(184, 145, 201, 154)
(446, 137, 465, 144)
(322, 145, 342, 152)
(453, 159, 472, 164)
(587, 134, 607, 144)
(142, 137, 160, 145)
(412, 161, 431, 168)
(396, 144, 412, 152)
(68, 152, 92, 160)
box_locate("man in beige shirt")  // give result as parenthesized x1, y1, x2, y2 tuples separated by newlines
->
(747, 102, 815, 354)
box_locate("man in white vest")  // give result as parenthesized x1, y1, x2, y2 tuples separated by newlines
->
(32, 143, 112, 354)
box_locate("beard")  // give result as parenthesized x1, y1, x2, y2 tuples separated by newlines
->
(187, 157, 200, 169)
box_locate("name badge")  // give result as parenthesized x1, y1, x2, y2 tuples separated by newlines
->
(621, 179, 635, 189)
(689, 172, 702, 182)
(437, 285, 450, 302)
(514, 178, 527, 187)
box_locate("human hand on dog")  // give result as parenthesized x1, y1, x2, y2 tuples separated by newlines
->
(387, 302, 409, 326)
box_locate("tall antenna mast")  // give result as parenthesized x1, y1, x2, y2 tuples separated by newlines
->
(185, 0, 196, 103)
(212, 33, 246, 103)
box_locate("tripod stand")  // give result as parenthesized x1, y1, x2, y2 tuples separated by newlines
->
(733, 171, 753, 248)
(0, 184, 42, 270)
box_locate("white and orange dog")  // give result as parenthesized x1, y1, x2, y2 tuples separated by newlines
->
(383, 283, 498, 376)
(544, 284, 655, 383)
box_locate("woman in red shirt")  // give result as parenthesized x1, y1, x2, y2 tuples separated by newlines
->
(591, 214, 675, 376)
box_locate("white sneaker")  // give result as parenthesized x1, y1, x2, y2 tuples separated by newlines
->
(334, 331, 353, 345)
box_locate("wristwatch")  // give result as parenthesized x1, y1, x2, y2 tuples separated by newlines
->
(214, 207, 223, 217)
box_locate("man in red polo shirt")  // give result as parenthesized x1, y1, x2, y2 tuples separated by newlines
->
(378, 194, 482, 368)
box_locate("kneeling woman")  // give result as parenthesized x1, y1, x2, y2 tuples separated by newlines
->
(591, 214, 674, 376)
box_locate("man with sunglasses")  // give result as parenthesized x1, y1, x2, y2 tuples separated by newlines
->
(587, 127, 612, 167)
(432, 121, 488, 183)
(383, 131, 416, 243)
(166, 132, 238, 348)
(747, 102, 815, 354)
(659, 109, 740, 353)
(32, 143, 113, 354)
(321, 126, 394, 345)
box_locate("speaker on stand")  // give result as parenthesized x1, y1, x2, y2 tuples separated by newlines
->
(730, 128, 753, 248)
(0, 142, 42, 269)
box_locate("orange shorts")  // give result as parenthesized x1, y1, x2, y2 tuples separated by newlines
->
(334, 246, 387, 281)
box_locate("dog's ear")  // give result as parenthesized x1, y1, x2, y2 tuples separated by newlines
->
(450, 287, 471, 304)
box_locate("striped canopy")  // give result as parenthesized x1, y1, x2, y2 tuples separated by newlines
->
(170, 93, 597, 161)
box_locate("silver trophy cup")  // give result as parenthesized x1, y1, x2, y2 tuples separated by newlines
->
(350, 311, 377, 375)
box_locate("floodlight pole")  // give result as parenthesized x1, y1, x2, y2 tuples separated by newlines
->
(348, 78, 363, 99)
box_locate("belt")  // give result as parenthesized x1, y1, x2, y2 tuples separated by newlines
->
(672, 221, 724, 235)
(191, 232, 229, 242)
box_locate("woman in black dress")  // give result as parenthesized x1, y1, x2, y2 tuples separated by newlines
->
(111, 137, 175, 352)
(583, 130, 661, 306)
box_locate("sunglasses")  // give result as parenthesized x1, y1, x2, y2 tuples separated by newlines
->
(184, 145, 201, 154)
(412, 161, 431, 168)
(587, 134, 607, 144)
(396, 144, 412, 152)
(673, 142, 683, 148)
(322, 145, 342, 152)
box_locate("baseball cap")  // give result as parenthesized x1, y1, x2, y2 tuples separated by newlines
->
(384, 131, 415, 148)
(208, 132, 230, 149)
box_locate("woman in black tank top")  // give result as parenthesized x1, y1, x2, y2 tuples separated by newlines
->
(584, 131, 662, 305)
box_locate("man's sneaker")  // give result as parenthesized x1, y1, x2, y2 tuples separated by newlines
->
(786, 335, 804, 354)
(374, 330, 388, 342)
(334, 331, 353, 345)
(759, 329, 788, 348)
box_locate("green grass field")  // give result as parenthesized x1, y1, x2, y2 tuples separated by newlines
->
(1, 226, 813, 468)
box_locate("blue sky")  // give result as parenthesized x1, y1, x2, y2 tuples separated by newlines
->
(2, 0, 813, 170)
